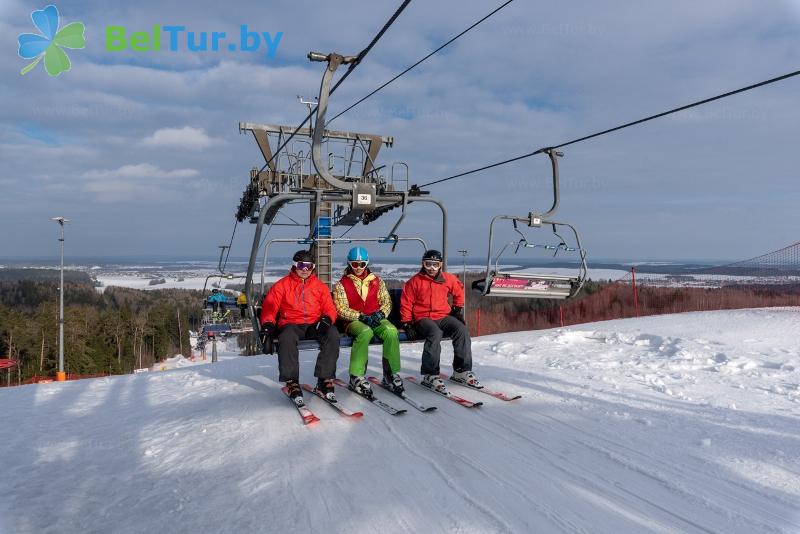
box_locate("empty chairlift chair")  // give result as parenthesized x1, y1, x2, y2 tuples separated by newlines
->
(473, 149, 588, 300)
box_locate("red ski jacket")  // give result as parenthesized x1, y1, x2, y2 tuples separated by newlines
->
(260, 269, 337, 328)
(400, 270, 464, 323)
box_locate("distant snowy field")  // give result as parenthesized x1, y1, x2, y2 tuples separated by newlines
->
(91, 264, 627, 292)
(1, 308, 798, 533)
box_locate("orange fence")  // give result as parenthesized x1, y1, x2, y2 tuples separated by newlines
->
(17, 372, 111, 386)
(471, 268, 800, 337)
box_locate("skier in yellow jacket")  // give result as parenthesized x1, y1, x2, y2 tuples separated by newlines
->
(333, 247, 402, 398)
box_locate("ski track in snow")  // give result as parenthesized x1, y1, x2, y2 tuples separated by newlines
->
(1, 308, 799, 533)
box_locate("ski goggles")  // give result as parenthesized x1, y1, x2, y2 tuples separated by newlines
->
(293, 261, 315, 271)
(423, 260, 442, 269)
(348, 261, 368, 269)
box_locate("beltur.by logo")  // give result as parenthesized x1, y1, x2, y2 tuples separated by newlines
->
(17, 4, 86, 76)
(105, 24, 283, 59)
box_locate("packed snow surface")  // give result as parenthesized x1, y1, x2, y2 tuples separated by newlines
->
(1, 309, 799, 533)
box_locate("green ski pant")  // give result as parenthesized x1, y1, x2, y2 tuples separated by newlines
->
(346, 319, 401, 377)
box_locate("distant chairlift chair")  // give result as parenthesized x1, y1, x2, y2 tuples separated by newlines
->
(472, 149, 588, 300)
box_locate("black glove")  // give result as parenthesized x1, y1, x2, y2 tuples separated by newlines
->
(449, 306, 465, 325)
(402, 322, 417, 341)
(259, 322, 275, 354)
(361, 311, 385, 329)
(311, 316, 333, 340)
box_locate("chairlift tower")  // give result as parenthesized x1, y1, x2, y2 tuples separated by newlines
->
(238, 51, 450, 345)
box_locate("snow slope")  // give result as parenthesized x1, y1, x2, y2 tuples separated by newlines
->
(1, 309, 798, 533)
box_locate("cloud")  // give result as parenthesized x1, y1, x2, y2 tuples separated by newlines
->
(82, 163, 199, 180)
(80, 163, 200, 202)
(83, 180, 158, 195)
(141, 126, 217, 150)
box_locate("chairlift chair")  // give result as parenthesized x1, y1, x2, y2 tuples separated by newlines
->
(473, 149, 588, 300)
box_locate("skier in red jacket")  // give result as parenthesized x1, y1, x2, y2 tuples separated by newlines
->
(259, 250, 340, 406)
(400, 250, 482, 394)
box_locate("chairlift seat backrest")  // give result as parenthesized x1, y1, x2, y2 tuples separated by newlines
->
(474, 272, 577, 299)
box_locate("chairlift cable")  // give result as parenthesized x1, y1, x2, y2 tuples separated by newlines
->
(328, 0, 515, 125)
(418, 68, 800, 188)
(256, 0, 413, 176)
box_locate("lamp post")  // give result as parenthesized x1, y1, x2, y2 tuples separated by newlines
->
(457, 249, 468, 320)
(51, 217, 69, 381)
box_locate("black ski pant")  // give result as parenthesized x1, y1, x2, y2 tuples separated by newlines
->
(276, 323, 340, 383)
(416, 315, 472, 376)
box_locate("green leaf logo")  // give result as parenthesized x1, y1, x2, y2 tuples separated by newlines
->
(17, 5, 86, 77)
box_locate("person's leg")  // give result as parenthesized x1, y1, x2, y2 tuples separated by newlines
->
(277, 324, 303, 382)
(415, 318, 443, 375)
(346, 320, 374, 376)
(438, 315, 472, 372)
(373, 319, 401, 375)
(314, 323, 340, 379)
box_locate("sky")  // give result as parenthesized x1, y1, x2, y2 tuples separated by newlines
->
(1, 0, 799, 263)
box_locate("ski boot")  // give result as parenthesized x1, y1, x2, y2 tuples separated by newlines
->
(348, 375, 373, 399)
(450, 370, 483, 389)
(315, 378, 337, 403)
(421, 374, 448, 394)
(381, 373, 404, 395)
(285, 380, 305, 407)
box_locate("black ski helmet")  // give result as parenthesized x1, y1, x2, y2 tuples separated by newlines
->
(292, 249, 314, 264)
(422, 249, 443, 262)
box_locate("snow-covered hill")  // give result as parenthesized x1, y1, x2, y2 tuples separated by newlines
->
(1, 309, 799, 533)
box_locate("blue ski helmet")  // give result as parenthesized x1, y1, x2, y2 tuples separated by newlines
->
(347, 246, 369, 263)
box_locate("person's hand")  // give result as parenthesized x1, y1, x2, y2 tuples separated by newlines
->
(361, 311, 385, 328)
(449, 306, 465, 325)
(311, 316, 333, 340)
(259, 322, 275, 354)
(369, 311, 385, 325)
(402, 322, 417, 341)
(359, 314, 375, 328)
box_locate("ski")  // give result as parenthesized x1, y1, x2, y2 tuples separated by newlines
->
(367, 376, 437, 412)
(301, 384, 364, 418)
(333, 378, 407, 415)
(282, 386, 320, 425)
(405, 376, 483, 408)
(440, 374, 522, 402)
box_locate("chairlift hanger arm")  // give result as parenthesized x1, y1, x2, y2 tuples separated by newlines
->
(309, 52, 359, 191)
(538, 149, 563, 220)
(217, 245, 230, 274)
(485, 149, 563, 232)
